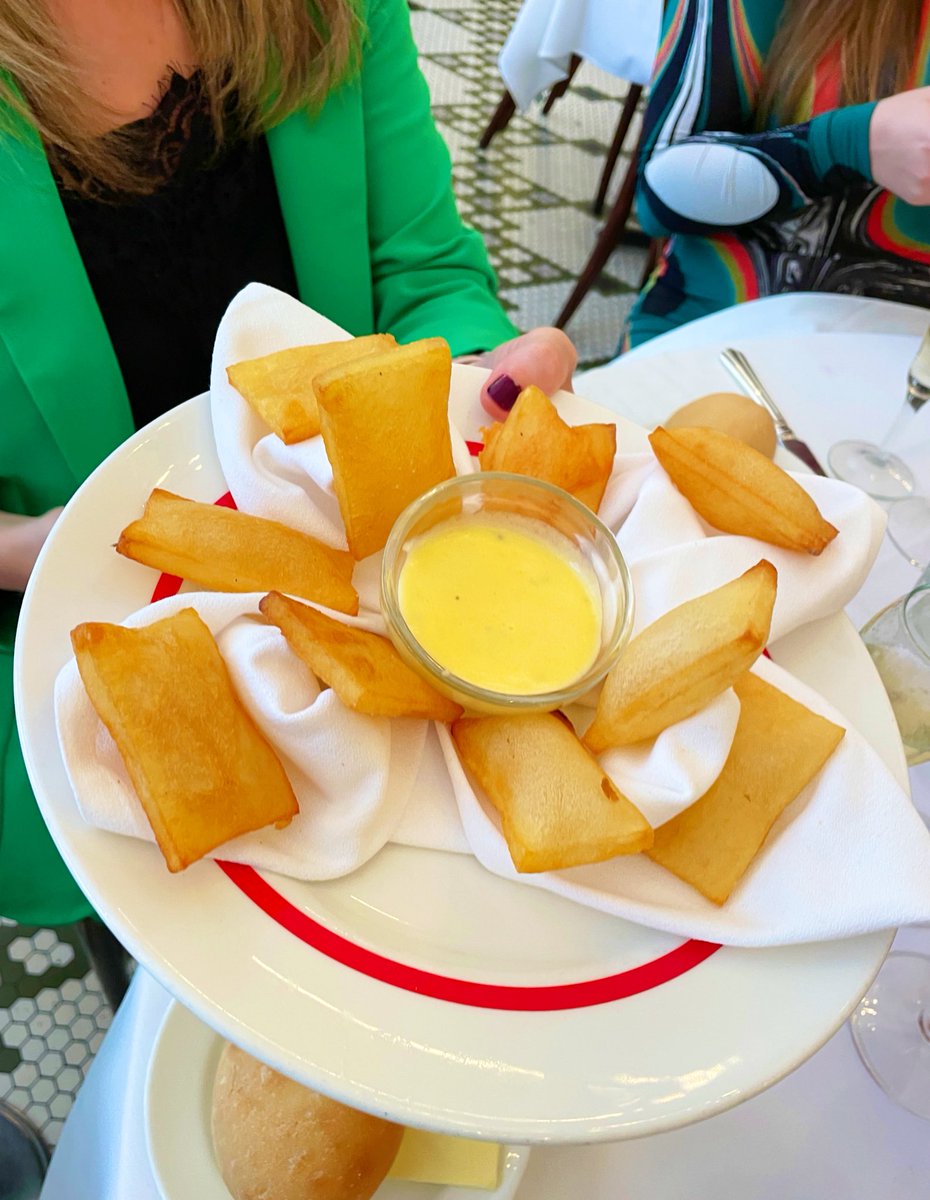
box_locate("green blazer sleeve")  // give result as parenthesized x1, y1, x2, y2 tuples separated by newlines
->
(0, 4, 517, 925)
(360, 0, 519, 353)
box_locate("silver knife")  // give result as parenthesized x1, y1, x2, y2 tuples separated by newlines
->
(719, 348, 827, 476)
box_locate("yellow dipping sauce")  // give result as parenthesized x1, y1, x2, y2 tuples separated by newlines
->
(397, 512, 601, 695)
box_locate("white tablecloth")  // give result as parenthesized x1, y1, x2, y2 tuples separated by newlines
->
(580, 291, 930, 628)
(41, 295, 930, 1199)
(618, 292, 930, 361)
(499, 0, 662, 109)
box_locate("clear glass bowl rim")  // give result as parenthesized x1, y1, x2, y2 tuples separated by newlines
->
(380, 471, 636, 712)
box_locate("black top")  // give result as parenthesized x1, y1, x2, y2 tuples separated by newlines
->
(55, 72, 299, 429)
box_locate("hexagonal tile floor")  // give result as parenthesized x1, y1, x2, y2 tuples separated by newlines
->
(0, 919, 111, 1147)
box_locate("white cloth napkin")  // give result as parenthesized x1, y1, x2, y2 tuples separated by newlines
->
(213, 284, 884, 642)
(440, 655, 930, 946)
(55, 284, 930, 945)
(54, 589, 930, 942)
(209, 285, 750, 811)
(594, 690, 741, 827)
(55, 592, 470, 881)
(210, 284, 475, 565)
(599, 451, 887, 641)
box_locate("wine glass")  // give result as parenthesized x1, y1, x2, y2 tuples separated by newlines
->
(850, 953, 930, 1121)
(829, 326, 930, 502)
(851, 572, 930, 1119)
(887, 496, 930, 571)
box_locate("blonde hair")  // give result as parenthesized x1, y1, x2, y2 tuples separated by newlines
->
(0, 0, 362, 194)
(758, 0, 925, 124)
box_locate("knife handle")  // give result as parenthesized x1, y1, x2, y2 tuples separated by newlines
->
(783, 438, 827, 477)
(719, 349, 793, 442)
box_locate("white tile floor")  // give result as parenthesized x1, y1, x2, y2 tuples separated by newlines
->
(413, 0, 648, 366)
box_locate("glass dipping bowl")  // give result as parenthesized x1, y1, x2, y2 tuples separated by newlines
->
(381, 472, 635, 714)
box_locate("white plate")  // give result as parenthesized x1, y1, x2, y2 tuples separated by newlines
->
(14, 365, 906, 1144)
(579, 332, 922, 460)
(144, 999, 529, 1200)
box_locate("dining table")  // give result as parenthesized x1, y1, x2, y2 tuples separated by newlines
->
(38, 293, 930, 1199)
(497, 0, 662, 110)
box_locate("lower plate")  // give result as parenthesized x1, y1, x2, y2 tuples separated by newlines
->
(15, 372, 903, 1142)
(144, 1000, 529, 1200)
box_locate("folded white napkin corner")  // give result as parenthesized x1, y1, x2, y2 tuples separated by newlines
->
(438, 657, 930, 946)
(55, 593, 435, 881)
(596, 689, 741, 827)
(601, 452, 886, 641)
(210, 284, 476, 559)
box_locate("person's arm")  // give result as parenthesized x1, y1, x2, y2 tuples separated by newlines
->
(0, 508, 61, 592)
(638, 1, 930, 237)
(635, 0, 761, 237)
(639, 106, 877, 237)
(637, 0, 872, 236)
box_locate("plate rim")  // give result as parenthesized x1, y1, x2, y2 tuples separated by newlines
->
(14, 381, 902, 1143)
(143, 998, 531, 1200)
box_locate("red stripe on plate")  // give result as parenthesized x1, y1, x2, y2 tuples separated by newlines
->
(150, 572, 183, 602)
(150, 493, 237, 601)
(153, 492, 720, 1011)
(218, 861, 721, 1011)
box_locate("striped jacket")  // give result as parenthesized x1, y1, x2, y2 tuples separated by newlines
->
(628, 0, 930, 347)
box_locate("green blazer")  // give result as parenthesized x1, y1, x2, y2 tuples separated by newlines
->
(0, 0, 517, 924)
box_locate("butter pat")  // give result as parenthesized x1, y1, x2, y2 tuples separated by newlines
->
(388, 1128, 501, 1189)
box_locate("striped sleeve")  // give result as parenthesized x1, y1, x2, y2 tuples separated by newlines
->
(641, 0, 755, 159)
(636, 0, 875, 238)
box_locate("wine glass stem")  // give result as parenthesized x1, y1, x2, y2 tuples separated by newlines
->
(883, 391, 925, 451)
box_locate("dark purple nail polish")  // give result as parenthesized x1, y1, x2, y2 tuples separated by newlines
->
(487, 374, 520, 411)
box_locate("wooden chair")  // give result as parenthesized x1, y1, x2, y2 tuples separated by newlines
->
(554, 143, 641, 329)
(478, 55, 583, 149)
(592, 83, 642, 215)
(554, 124, 664, 330)
(479, 63, 643, 223)
(477, 58, 651, 331)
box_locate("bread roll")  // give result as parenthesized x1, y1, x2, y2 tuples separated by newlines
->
(211, 1043, 404, 1200)
(666, 392, 777, 458)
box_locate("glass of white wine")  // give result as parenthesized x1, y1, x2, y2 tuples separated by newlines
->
(860, 568, 930, 767)
(851, 571, 930, 1120)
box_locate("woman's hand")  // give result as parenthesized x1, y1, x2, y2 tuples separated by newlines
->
(0, 508, 63, 593)
(870, 87, 930, 206)
(470, 327, 578, 421)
